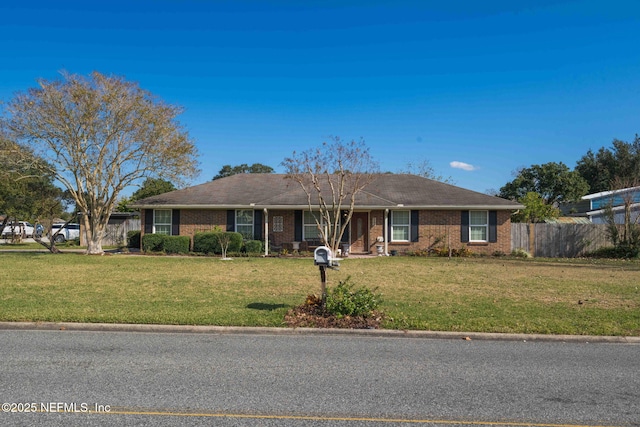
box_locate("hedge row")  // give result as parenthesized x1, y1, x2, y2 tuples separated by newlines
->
(141, 234, 190, 254)
(193, 232, 263, 254)
(138, 232, 264, 255)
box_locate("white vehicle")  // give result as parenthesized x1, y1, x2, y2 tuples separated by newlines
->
(50, 223, 81, 243)
(1, 221, 35, 238)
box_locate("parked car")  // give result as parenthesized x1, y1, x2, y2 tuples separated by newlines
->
(1, 221, 35, 238)
(50, 223, 80, 243)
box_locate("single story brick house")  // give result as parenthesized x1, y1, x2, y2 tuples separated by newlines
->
(131, 174, 523, 256)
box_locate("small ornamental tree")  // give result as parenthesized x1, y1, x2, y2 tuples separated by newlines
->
(282, 137, 379, 301)
(282, 137, 379, 255)
(603, 179, 640, 257)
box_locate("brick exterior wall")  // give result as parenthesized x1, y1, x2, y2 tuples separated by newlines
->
(268, 210, 296, 247)
(366, 210, 511, 255)
(141, 208, 512, 255)
(180, 210, 228, 235)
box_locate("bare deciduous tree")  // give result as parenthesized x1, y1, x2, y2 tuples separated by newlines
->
(282, 137, 378, 301)
(1, 71, 199, 254)
(604, 177, 640, 254)
(400, 160, 455, 184)
(282, 137, 379, 253)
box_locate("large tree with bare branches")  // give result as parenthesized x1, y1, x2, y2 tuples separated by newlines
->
(1, 71, 199, 254)
(282, 137, 379, 255)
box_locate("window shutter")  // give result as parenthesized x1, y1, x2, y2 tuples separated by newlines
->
(253, 210, 263, 240)
(172, 209, 180, 236)
(144, 210, 153, 234)
(411, 210, 419, 242)
(488, 211, 498, 243)
(460, 211, 469, 243)
(227, 210, 235, 232)
(294, 210, 303, 241)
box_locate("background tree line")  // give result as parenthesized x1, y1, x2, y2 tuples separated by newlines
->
(498, 135, 640, 223)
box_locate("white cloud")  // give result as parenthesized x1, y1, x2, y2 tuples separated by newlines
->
(450, 161, 477, 171)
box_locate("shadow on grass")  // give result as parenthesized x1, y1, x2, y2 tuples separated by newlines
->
(247, 302, 289, 311)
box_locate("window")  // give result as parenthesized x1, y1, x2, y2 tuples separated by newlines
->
(391, 211, 410, 242)
(273, 216, 284, 233)
(236, 210, 254, 239)
(303, 211, 321, 240)
(154, 209, 172, 235)
(303, 211, 340, 241)
(469, 210, 488, 242)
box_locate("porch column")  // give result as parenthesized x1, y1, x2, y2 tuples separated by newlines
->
(384, 209, 389, 256)
(264, 208, 269, 256)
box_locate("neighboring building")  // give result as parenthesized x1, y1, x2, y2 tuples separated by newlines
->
(130, 174, 523, 256)
(582, 186, 640, 225)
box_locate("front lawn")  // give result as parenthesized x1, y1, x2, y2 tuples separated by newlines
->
(0, 253, 638, 335)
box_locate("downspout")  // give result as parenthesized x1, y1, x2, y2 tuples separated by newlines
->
(384, 209, 389, 256)
(264, 208, 269, 257)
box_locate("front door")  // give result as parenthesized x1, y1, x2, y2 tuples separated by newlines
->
(350, 212, 369, 254)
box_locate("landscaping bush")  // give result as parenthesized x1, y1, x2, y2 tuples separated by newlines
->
(193, 231, 243, 255)
(325, 276, 382, 318)
(193, 232, 218, 254)
(142, 233, 166, 252)
(510, 248, 531, 258)
(586, 245, 640, 259)
(429, 246, 474, 257)
(243, 240, 263, 254)
(162, 236, 190, 254)
(127, 230, 141, 248)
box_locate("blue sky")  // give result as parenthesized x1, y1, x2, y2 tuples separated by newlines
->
(1, 0, 639, 195)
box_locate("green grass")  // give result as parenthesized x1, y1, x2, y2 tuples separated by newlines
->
(0, 253, 638, 336)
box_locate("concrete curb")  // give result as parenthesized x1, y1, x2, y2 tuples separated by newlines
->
(1, 322, 638, 344)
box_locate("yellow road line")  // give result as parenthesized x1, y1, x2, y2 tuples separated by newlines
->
(89, 408, 623, 427)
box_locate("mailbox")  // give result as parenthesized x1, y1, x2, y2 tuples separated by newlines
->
(314, 246, 332, 266)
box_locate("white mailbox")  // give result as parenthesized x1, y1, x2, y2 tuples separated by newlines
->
(314, 246, 332, 266)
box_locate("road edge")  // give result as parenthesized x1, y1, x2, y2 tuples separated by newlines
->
(1, 321, 639, 343)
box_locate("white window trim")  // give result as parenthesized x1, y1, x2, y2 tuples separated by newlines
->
(303, 211, 341, 241)
(469, 210, 488, 242)
(153, 209, 172, 235)
(303, 211, 322, 241)
(236, 209, 254, 239)
(391, 210, 410, 242)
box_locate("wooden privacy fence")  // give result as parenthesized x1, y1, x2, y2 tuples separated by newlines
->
(103, 218, 141, 246)
(511, 223, 612, 257)
(81, 218, 141, 247)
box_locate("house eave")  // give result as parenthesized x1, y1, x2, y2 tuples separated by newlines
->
(586, 202, 640, 216)
(582, 186, 640, 200)
(131, 203, 524, 211)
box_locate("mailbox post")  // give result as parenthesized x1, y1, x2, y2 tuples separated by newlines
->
(314, 246, 340, 302)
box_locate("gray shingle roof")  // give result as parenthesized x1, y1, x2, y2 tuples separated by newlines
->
(131, 174, 523, 210)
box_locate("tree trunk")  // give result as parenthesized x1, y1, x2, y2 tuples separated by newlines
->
(82, 215, 106, 255)
(34, 237, 61, 254)
(86, 236, 104, 255)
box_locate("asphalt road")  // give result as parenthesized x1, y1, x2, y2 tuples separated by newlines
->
(0, 329, 638, 426)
